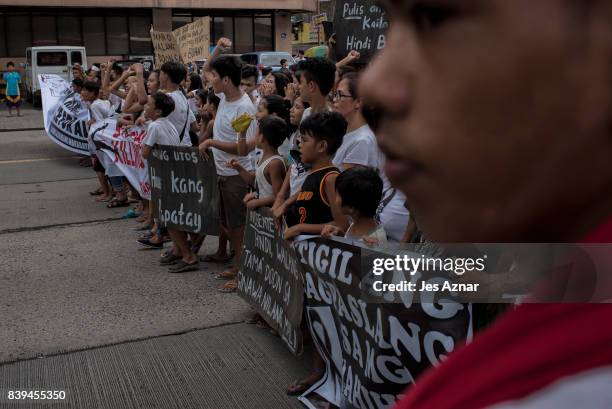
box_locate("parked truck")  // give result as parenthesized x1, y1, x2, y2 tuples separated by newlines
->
(24, 46, 87, 107)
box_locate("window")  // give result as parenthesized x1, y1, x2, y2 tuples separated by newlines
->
(7, 15, 32, 57)
(0, 16, 6, 57)
(32, 15, 58, 47)
(254, 17, 273, 51)
(106, 16, 129, 55)
(83, 16, 105, 56)
(235, 17, 253, 54)
(129, 15, 153, 55)
(37, 51, 68, 66)
(71, 51, 83, 65)
(213, 17, 233, 48)
(57, 16, 81, 46)
(172, 16, 192, 31)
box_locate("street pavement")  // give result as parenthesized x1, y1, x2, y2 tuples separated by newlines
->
(0, 104, 310, 408)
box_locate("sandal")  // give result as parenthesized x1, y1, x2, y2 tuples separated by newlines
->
(286, 368, 325, 396)
(89, 188, 103, 196)
(218, 279, 238, 293)
(201, 253, 232, 263)
(256, 319, 271, 330)
(168, 260, 199, 274)
(160, 252, 181, 266)
(107, 198, 129, 208)
(214, 268, 237, 281)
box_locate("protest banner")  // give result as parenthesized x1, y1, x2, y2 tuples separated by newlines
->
(173, 17, 211, 64)
(90, 119, 151, 200)
(39, 74, 90, 156)
(333, 0, 389, 63)
(149, 145, 219, 235)
(150, 17, 211, 67)
(150, 30, 182, 67)
(237, 208, 305, 356)
(295, 237, 472, 409)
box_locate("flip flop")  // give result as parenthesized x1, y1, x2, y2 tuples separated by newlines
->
(159, 252, 181, 266)
(202, 253, 233, 263)
(286, 369, 325, 396)
(168, 260, 199, 273)
(107, 198, 129, 208)
(214, 269, 237, 280)
(89, 188, 103, 196)
(218, 280, 238, 293)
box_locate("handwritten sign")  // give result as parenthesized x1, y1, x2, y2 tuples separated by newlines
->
(150, 17, 211, 67)
(149, 145, 220, 235)
(150, 30, 182, 67)
(296, 237, 472, 408)
(334, 0, 389, 62)
(238, 208, 304, 356)
(173, 17, 210, 64)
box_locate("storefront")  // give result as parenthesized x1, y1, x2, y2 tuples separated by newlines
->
(0, 0, 316, 66)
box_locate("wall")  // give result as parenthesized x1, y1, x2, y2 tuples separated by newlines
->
(0, 0, 317, 11)
(274, 12, 292, 53)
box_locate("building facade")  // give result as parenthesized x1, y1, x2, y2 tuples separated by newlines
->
(0, 0, 317, 66)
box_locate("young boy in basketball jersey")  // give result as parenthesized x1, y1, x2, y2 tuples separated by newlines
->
(283, 111, 349, 240)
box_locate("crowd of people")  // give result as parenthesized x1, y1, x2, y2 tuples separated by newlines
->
(65, 1, 612, 402)
(70, 37, 415, 395)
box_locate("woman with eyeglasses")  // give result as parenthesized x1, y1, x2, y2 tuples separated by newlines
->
(332, 72, 410, 242)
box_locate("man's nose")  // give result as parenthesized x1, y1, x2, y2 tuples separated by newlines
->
(359, 25, 411, 113)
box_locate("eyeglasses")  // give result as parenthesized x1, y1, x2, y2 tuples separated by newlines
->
(331, 91, 354, 101)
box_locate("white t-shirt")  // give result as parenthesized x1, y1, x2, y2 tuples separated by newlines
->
(89, 99, 113, 122)
(167, 90, 196, 147)
(333, 124, 380, 171)
(331, 123, 410, 241)
(109, 93, 122, 113)
(143, 117, 181, 147)
(212, 92, 257, 176)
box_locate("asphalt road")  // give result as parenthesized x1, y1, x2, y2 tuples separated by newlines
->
(0, 105, 309, 408)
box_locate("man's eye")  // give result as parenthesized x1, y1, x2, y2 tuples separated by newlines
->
(410, 3, 454, 31)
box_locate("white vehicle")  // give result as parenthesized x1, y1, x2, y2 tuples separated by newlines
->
(24, 46, 87, 107)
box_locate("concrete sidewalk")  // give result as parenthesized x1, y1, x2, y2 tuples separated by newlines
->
(0, 103, 44, 132)
(0, 323, 311, 409)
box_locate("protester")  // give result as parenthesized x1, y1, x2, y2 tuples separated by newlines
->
(272, 58, 335, 221)
(357, 0, 612, 407)
(321, 167, 387, 245)
(232, 115, 288, 209)
(3, 62, 22, 117)
(81, 81, 113, 202)
(283, 111, 348, 239)
(200, 37, 258, 292)
(332, 71, 410, 241)
(71, 78, 84, 95)
(185, 72, 203, 114)
(284, 111, 348, 395)
(154, 61, 200, 272)
(240, 64, 259, 105)
(260, 71, 290, 98)
(140, 92, 179, 159)
(159, 61, 198, 147)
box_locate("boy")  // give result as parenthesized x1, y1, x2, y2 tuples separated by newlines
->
(200, 37, 258, 292)
(71, 78, 84, 95)
(80, 81, 115, 203)
(140, 92, 179, 160)
(240, 64, 259, 105)
(230, 115, 288, 209)
(283, 111, 348, 240)
(272, 57, 337, 221)
(157, 61, 198, 147)
(4, 62, 22, 117)
(321, 167, 387, 245)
